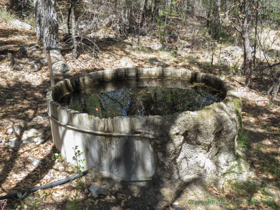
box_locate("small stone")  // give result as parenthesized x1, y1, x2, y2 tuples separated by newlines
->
(22, 128, 44, 145)
(172, 204, 182, 210)
(225, 45, 243, 57)
(28, 157, 42, 167)
(149, 58, 169, 67)
(182, 43, 192, 48)
(52, 61, 71, 73)
(40, 58, 48, 65)
(150, 44, 162, 51)
(11, 19, 32, 30)
(132, 45, 139, 50)
(89, 186, 107, 198)
(6, 125, 23, 135)
(5, 137, 20, 150)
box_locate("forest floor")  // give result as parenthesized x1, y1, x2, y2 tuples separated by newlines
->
(1, 12, 280, 210)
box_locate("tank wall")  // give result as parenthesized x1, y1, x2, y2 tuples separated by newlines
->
(47, 68, 242, 183)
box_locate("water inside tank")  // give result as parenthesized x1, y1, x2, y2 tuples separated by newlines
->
(57, 79, 223, 118)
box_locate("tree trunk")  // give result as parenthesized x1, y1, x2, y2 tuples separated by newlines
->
(212, 0, 221, 40)
(34, 0, 43, 41)
(243, 26, 253, 87)
(206, 0, 213, 28)
(122, 0, 133, 33)
(253, 0, 259, 67)
(241, 0, 253, 87)
(153, 0, 160, 19)
(34, 0, 59, 48)
(71, 1, 78, 59)
(140, 0, 150, 26)
(268, 70, 280, 101)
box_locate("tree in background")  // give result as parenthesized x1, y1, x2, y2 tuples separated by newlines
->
(34, 0, 59, 48)
(224, 0, 254, 87)
(212, 0, 221, 40)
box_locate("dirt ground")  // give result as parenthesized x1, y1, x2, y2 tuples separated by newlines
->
(1, 14, 280, 210)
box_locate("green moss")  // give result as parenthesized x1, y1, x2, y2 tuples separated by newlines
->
(233, 98, 242, 111)
(232, 98, 243, 130)
(235, 108, 243, 130)
(196, 109, 213, 120)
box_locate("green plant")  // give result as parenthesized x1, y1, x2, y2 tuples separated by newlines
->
(272, 165, 280, 175)
(0, 6, 15, 22)
(233, 182, 259, 196)
(64, 146, 86, 210)
(72, 146, 86, 174)
(237, 131, 250, 151)
(65, 193, 81, 210)
(256, 143, 264, 150)
(54, 153, 63, 162)
(261, 124, 269, 132)
(19, 194, 42, 210)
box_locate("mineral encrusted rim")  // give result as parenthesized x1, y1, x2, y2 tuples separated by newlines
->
(47, 68, 242, 135)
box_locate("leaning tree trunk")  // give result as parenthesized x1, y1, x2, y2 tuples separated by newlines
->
(34, 0, 59, 48)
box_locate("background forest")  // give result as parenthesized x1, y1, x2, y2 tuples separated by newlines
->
(0, 0, 280, 209)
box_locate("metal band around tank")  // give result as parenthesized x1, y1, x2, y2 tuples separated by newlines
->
(48, 112, 155, 139)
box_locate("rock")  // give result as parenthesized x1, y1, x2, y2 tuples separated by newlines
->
(172, 204, 182, 210)
(32, 61, 42, 71)
(225, 46, 243, 57)
(132, 45, 139, 50)
(40, 58, 48, 65)
(52, 61, 71, 73)
(16, 46, 28, 58)
(165, 45, 177, 51)
(14, 44, 44, 71)
(150, 44, 162, 51)
(126, 45, 139, 50)
(89, 186, 107, 198)
(119, 59, 135, 68)
(50, 50, 65, 64)
(22, 128, 44, 145)
(28, 157, 42, 167)
(181, 43, 192, 49)
(11, 19, 32, 30)
(5, 137, 20, 150)
(17, 43, 41, 58)
(220, 58, 229, 66)
(27, 61, 42, 72)
(6, 125, 23, 135)
(26, 43, 41, 54)
(220, 51, 233, 66)
(149, 58, 169, 67)
(220, 51, 233, 59)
